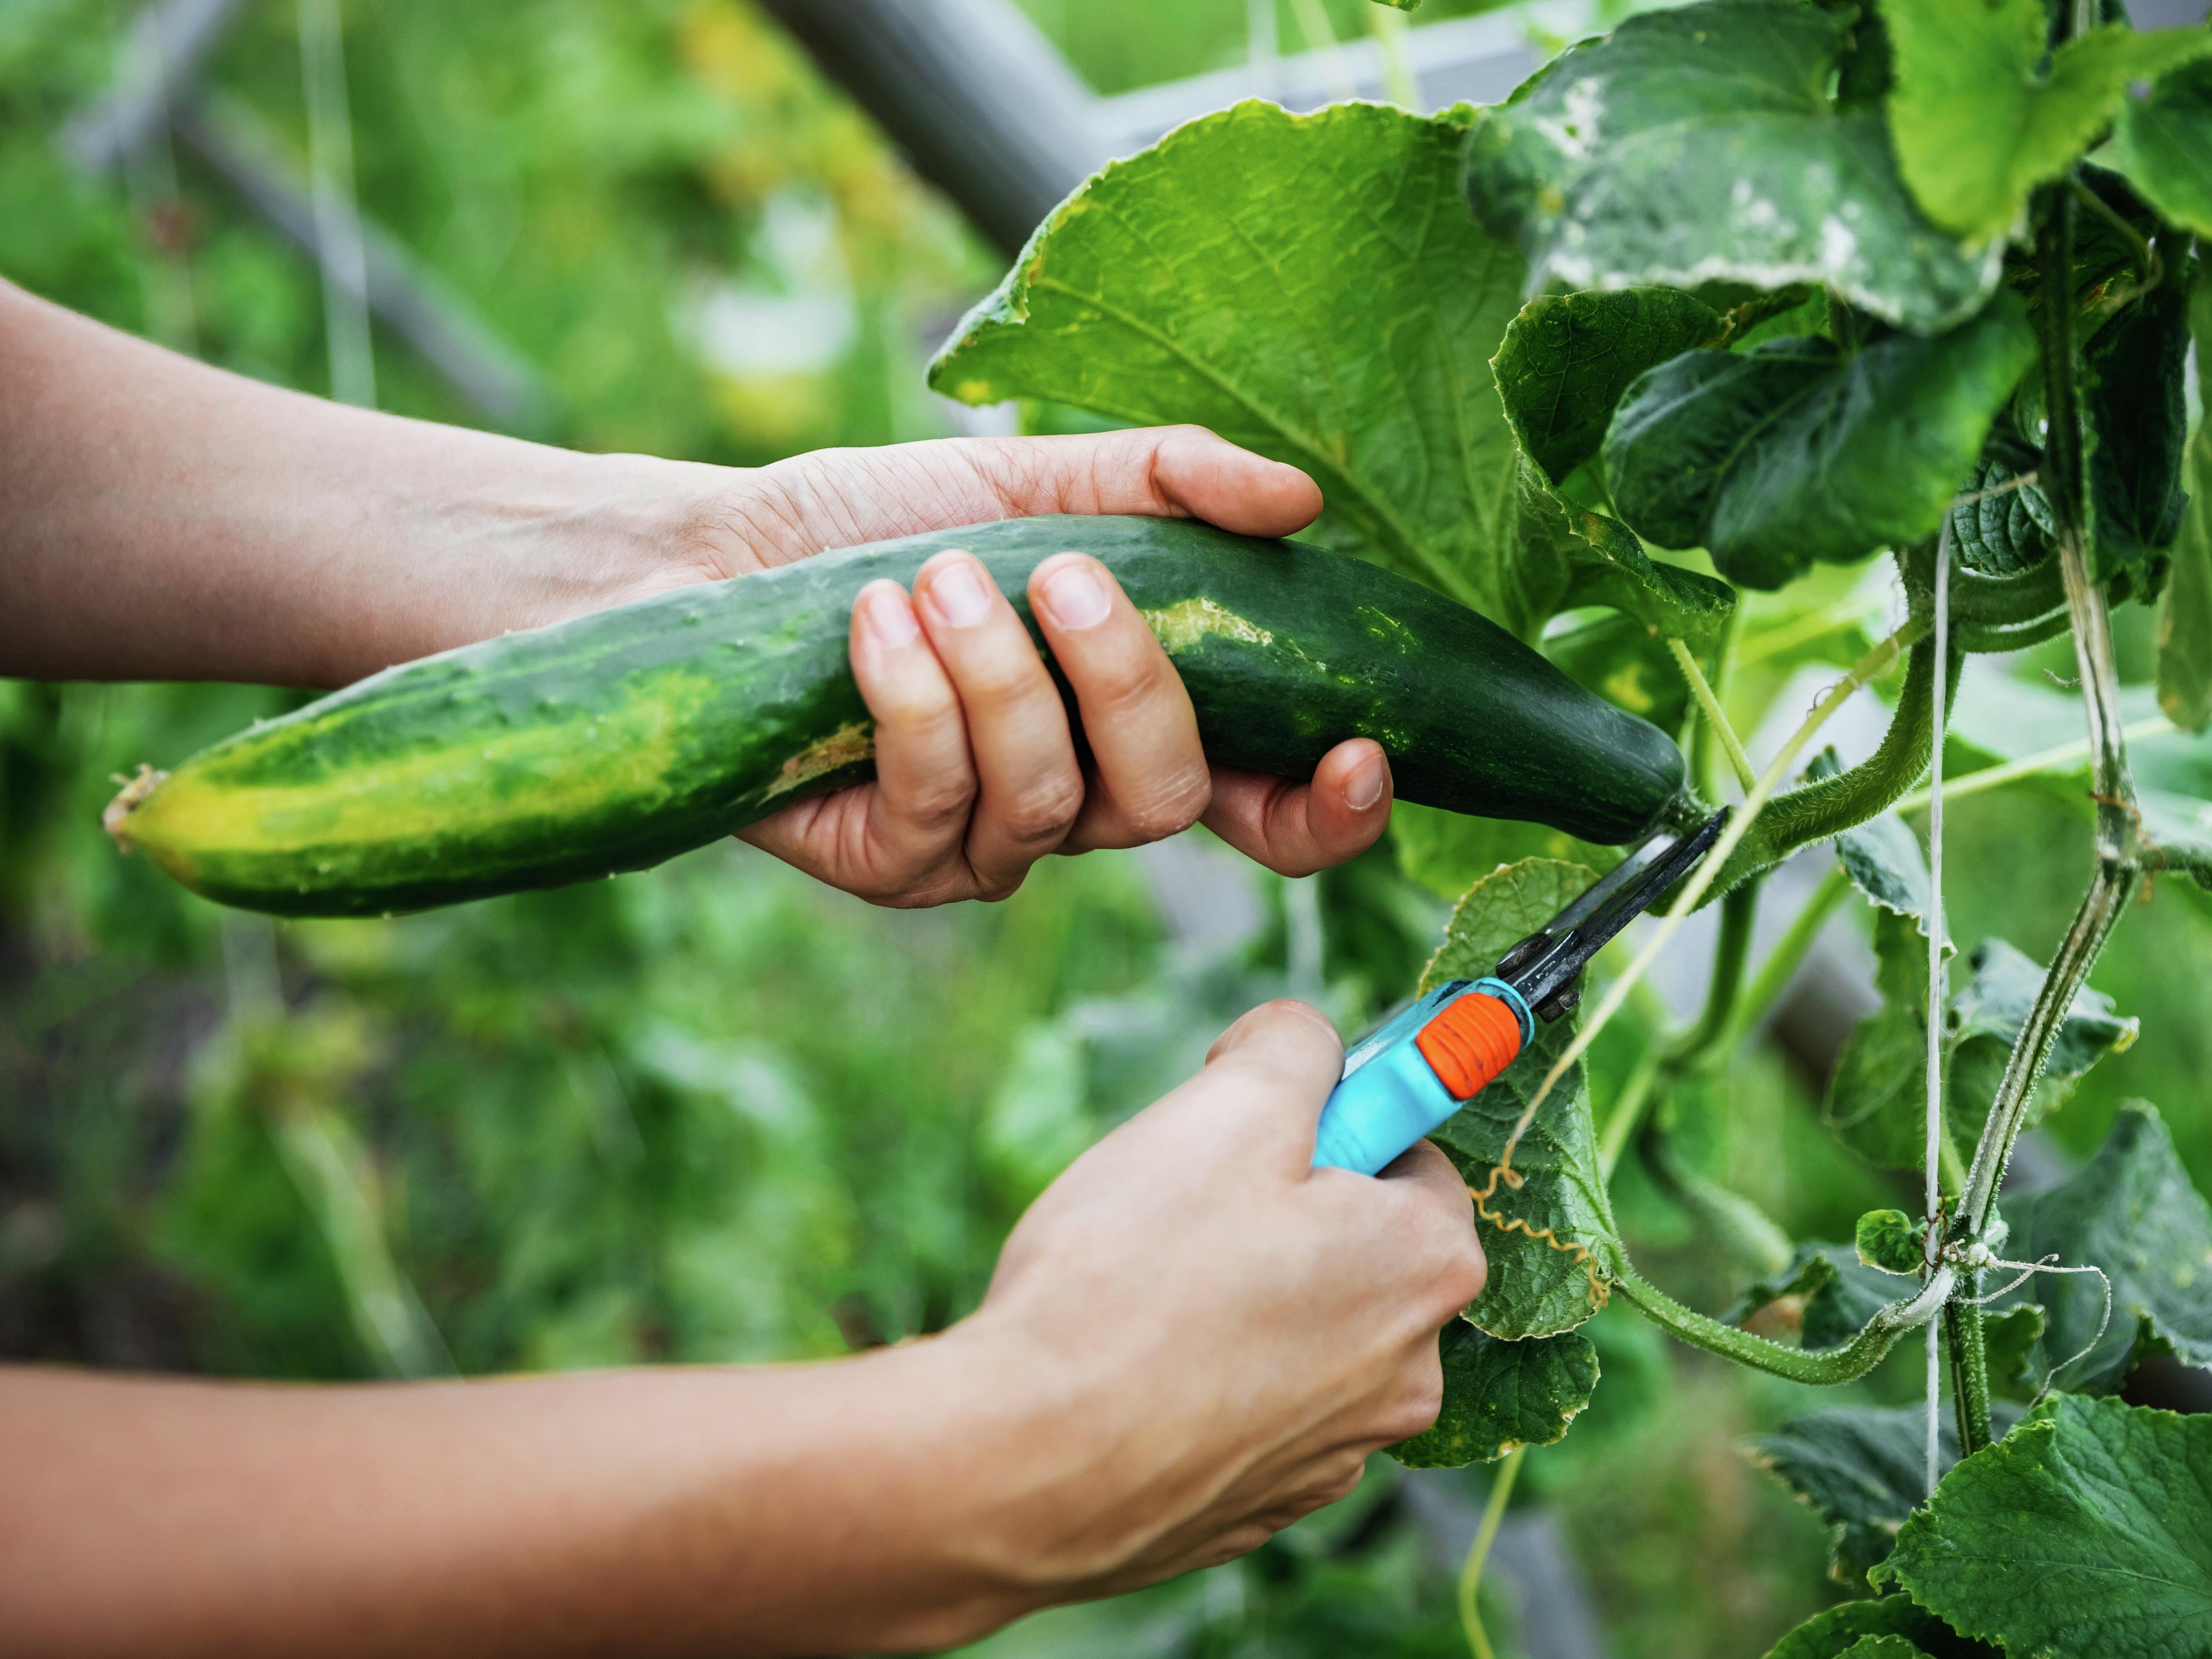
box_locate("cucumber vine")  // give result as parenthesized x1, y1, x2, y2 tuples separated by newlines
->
(932, 1, 2212, 1653)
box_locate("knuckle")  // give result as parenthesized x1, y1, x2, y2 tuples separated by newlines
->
(997, 778, 1087, 845)
(1120, 774, 1211, 843)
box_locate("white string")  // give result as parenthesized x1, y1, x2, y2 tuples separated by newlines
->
(1924, 518, 1952, 1498)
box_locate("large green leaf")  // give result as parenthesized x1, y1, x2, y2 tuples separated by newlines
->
(929, 102, 1556, 624)
(1764, 1595, 1996, 1659)
(1387, 1318, 1599, 1468)
(2156, 278, 2212, 731)
(1513, 458, 1739, 651)
(1750, 1404, 2019, 1589)
(1463, 0, 2002, 334)
(2109, 57, 2212, 238)
(1885, 1, 2212, 246)
(1994, 1102, 2212, 1393)
(2087, 276, 2193, 579)
(1602, 297, 2035, 588)
(1492, 288, 1723, 486)
(1421, 859, 1624, 1337)
(1875, 1394, 2212, 1658)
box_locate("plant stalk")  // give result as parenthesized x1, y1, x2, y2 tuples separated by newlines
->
(1459, 1446, 1523, 1659)
(1672, 633, 1755, 796)
(1956, 184, 2142, 1242)
(1945, 1278, 1994, 1457)
(1611, 1261, 1953, 1384)
(1728, 863, 1851, 1044)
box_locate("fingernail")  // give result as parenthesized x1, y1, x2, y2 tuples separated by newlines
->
(859, 584, 919, 648)
(1038, 559, 1112, 630)
(1346, 751, 1387, 811)
(923, 558, 993, 627)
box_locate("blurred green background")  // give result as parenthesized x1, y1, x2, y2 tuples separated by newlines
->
(4, 4, 2208, 1657)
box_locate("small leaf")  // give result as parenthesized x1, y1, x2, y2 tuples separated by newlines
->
(2108, 56, 2212, 238)
(1946, 415, 2056, 576)
(2156, 280, 2212, 731)
(1463, 0, 2002, 333)
(1875, 1394, 2212, 1659)
(1856, 1208, 1923, 1275)
(1886, 1, 2212, 246)
(1602, 297, 2035, 588)
(1748, 1404, 2012, 1590)
(930, 102, 1546, 629)
(1387, 1319, 1599, 1468)
(1994, 1102, 2212, 1393)
(1492, 288, 1723, 486)
(1763, 1595, 1996, 1659)
(1510, 458, 1738, 653)
(1423, 859, 1626, 1338)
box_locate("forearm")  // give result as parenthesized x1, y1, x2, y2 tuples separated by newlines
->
(0, 1331, 1057, 1658)
(0, 280, 721, 688)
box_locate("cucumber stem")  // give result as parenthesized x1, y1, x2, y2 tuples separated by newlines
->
(1670, 636, 1755, 795)
(1458, 1446, 1522, 1659)
(1612, 1259, 1952, 1384)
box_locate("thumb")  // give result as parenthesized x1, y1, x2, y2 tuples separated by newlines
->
(1201, 999, 1346, 1167)
(978, 427, 1324, 539)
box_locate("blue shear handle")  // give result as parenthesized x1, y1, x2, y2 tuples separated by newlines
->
(1311, 978, 1534, 1176)
(1311, 1041, 1462, 1175)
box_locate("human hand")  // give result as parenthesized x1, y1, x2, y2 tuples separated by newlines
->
(950, 1000, 1487, 1601)
(660, 426, 1394, 905)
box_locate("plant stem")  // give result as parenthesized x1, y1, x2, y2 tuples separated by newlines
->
(1459, 1447, 1523, 1659)
(1598, 1046, 1664, 1181)
(1672, 635, 1755, 795)
(1729, 863, 1851, 1042)
(1612, 1260, 1953, 1384)
(1666, 880, 1758, 1067)
(1957, 185, 2143, 1243)
(1945, 1281, 1994, 1457)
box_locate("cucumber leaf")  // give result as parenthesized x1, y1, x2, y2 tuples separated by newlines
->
(2109, 57, 2212, 238)
(1390, 804, 1622, 902)
(1874, 1394, 2212, 1659)
(1421, 858, 1625, 1338)
(1943, 938, 2136, 1151)
(1492, 288, 1724, 486)
(1763, 1595, 1995, 1659)
(1386, 1318, 1599, 1468)
(2156, 278, 2212, 731)
(1992, 1101, 2212, 1393)
(1982, 1302, 2048, 1403)
(1749, 1404, 2019, 1590)
(2086, 276, 2193, 580)
(1885, 1, 2212, 247)
(1602, 296, 2035, 589)
(930, 103, 1555, 626)
(1462, 0, 2002, 334)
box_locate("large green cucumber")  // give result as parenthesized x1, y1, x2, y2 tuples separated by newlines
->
(107, 516, 1686, 917)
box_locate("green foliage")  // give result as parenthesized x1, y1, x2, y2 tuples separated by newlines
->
(1994, 1102, 2212, 1393)
(1603, 299, 2035, 589)
(1462, 0, 2001, 333)
(1422, 859, 1626, 1338)
(1884, 0, 2212, 246)
(2085, 273, 2193, 580)
(2156, 283, 2212, 727)
(1386, 1318, 1598, 1468)
(2108, 57, 2212, 238)
(1854, 1209, 1921, 1275)
(1749, 1403, 2017, 1590)
(1490, 288, 1723, 488)
(1763, 1594, 1995, 1659)
(1875, 1395, 2212, 1659)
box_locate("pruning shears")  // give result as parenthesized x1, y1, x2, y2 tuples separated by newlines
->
(1311, 809, 1729, 1175)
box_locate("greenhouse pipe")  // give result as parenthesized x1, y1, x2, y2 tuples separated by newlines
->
(757, 0, 1109, 258)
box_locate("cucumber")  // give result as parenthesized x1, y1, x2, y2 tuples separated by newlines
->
(105, 516, 1686, 917)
